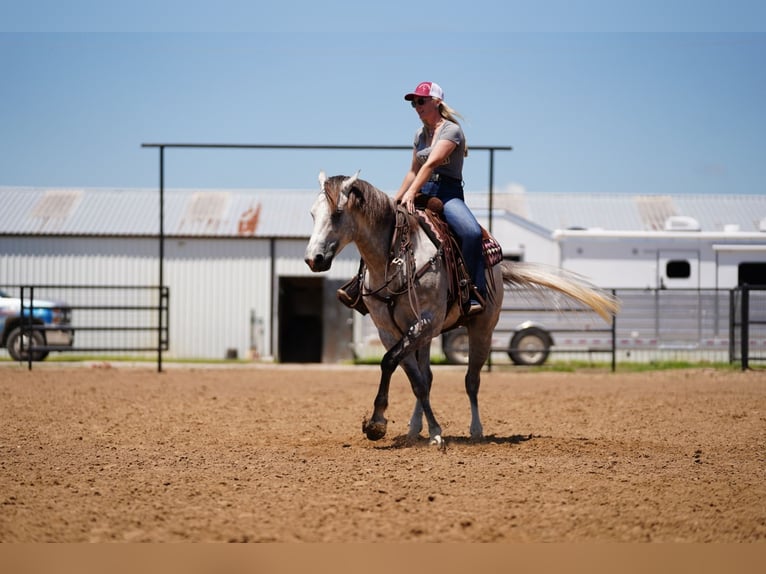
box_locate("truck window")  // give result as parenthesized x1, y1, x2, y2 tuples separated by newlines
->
(738, 263, 766, 286)
(666, 260, 691, 279)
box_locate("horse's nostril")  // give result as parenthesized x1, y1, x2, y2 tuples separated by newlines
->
(305, 254, 325, 271)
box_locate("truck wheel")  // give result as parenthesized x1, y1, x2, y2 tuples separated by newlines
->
(442, 329, 470, 365)
(508, 327, 552, 366)
(7, 327, 47, 362)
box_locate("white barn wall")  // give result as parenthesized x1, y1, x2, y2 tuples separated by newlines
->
(1, 235, 364, 361)
(273, 239, 360, 278)
(0, 237, 158, 285)
(164, 238, 273, 360)
(0, 237, 160, 355)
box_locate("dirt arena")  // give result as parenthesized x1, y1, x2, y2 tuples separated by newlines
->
(1, 363, 764, 542)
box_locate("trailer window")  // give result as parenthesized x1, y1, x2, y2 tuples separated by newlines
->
(739, 263, 766, 286)
(666, 260, 691, 279)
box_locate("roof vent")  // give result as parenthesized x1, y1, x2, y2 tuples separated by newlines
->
(723, 224, 740, 233)
(664, 215, 700, 232)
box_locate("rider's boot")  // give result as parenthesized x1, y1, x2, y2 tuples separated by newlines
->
(467, 286, 486, 316)
(337, 275, 368, 315)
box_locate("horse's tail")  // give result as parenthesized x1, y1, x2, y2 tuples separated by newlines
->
(500, 262, 620, 323)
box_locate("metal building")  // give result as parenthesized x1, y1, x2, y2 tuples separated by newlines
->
(0, 186, 360, 362)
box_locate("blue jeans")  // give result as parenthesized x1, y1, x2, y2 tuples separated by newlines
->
(421, 178, 486, 298)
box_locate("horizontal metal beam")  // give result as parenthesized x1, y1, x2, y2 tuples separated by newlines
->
(141, 143, 512, 152)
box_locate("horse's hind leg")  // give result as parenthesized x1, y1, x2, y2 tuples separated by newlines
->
(465, 324, 494, 440)
(465, 363, 483, 440)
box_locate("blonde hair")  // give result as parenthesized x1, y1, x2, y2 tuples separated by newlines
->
(436, 101, 468, 157)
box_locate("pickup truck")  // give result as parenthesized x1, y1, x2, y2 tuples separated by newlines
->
(0, 289, 74, 361)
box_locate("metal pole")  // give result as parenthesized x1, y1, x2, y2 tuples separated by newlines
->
(269, 238, 276, 360)
(728, 288, 736, 365)
(25, 286, 33, 371)
(611, 289, 617, 372)
(488, 149, 495, 233)
(741, 285, 749, 371)
(158, 146, 165, 373)
(486, 150, 496, 372)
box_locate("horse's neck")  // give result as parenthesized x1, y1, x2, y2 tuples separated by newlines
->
(356, 208, 432, 282)
(353, 213, 395, 273)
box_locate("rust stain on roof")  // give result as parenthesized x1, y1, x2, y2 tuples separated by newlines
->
(237, 203, 262, 235)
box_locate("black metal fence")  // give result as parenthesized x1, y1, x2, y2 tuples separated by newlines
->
(490, 287, 617, 370)
(1, 285, 168, 371)
(3, 284, 763, 371)
(732, 285, 766, 370)
(488, 286, 766, 370)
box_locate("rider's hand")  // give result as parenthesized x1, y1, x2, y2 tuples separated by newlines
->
(402, 189, 417, 214)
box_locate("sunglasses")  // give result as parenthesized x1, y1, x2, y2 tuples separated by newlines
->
(410, 97, 431, 108)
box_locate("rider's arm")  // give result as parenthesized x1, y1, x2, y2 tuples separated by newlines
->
(396, 139, 457, 213)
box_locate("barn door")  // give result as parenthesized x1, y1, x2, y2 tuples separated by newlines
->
(278, 277, 323, 362)
(277, 276, 354, 363)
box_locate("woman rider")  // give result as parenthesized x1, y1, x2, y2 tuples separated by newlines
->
(396, 81, 485, 314)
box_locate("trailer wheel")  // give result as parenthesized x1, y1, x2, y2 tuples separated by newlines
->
(508, 327, 552, 366)
(442, 329, 470, 365)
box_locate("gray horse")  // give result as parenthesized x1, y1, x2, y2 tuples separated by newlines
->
(305, 172, 618, 446)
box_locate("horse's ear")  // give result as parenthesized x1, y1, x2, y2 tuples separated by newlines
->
(337, 170, 361, 210)
(318, 170, 327, 190)
(340, 170, 360, 193)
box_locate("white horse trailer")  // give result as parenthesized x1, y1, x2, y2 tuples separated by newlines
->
(553, 222, 766, 290)
(442, 218, 766, 366)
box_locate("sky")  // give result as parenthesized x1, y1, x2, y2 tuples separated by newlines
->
(1, 2, 765, 197)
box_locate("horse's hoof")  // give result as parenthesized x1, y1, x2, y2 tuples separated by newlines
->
(363, 419, 387, 441)
(429, 435, 443, 447)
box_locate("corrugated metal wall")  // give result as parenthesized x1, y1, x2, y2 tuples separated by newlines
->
(1, 236, 361, 361)
(164, 238, 272, 359)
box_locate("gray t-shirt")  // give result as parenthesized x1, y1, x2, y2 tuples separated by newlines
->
(413, 120, 465, 181)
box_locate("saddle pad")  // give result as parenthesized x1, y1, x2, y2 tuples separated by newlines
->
(416, 206, 504, 268)
(481, 230, 503, 268)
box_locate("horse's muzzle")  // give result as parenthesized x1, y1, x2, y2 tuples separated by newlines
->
(305, 253, 332, 272)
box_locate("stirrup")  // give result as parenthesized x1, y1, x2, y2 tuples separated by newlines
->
(337, 275, 369, 315)
(467, 299, 484, 316)
(464, 286, 486, 316)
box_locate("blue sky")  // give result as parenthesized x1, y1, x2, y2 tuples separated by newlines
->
(1, 2, 765, 196)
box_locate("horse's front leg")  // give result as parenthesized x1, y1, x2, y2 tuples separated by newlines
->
(401, 353, 442, 445)
(407, 349, 433, 439)
(363, 314, 435, 441)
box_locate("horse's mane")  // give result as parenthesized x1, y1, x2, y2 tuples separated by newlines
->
(324, 175, 396, 222)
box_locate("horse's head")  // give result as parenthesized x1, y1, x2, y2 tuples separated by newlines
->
(304, 171, 361, 272)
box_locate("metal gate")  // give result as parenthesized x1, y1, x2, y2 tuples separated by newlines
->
(732, 285, 766, 370)
(12, 285, 169, 371)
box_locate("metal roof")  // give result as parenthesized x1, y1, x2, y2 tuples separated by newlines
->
(1, 186, 764, 237)
(466, 191, 766, 233)
(0, 187, 318, 238)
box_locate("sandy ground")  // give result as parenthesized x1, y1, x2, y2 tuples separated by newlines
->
(0, 363, 764, 542)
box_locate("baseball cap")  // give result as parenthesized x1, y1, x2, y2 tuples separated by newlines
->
(404, 81, 444, 101)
